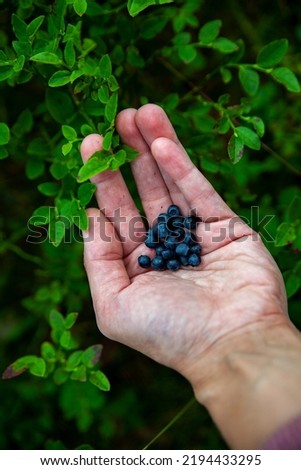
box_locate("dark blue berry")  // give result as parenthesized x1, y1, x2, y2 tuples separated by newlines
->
(158, 222, 168, 239)
(157, 213, 169, 224)
(166, 259, 180, 271)
(179, 256, 189, 266)
(144, 235, 158, 248)
(175, 243, 190, 257)
(167, 205, 181, 216)
(184, 216, 199, 230)
(155, 245, 165, 256)
(183, 231, 196, 245)
(138, 255, 151, 268)
(162, 248, 174, 260)
(164, 236, 179, 249)
(188, 253, 201, 267)
(167, 216, 184, 230)
(189, 244, 202, 255)
(151, 256, 165, 271)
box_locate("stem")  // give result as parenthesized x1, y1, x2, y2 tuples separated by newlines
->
(143, 398, 196, 450)
(7, 244, 42, 266)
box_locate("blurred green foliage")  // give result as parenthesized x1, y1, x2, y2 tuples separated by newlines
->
(0, 0, 300, 450)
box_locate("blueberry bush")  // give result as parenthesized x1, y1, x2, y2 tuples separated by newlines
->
(1, 0, 301, 450)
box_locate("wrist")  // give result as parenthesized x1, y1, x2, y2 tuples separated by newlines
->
(183, 319, 301, 449)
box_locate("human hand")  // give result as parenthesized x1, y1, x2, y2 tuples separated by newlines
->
(80, 104, 289, 379)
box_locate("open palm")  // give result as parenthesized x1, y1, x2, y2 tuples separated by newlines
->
(80, 104, 288, 379)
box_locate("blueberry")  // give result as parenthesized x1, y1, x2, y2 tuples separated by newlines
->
(158, 222, 168, 239)
(171, 228, 185, 242)
(183, 231, 196, 245)
(189, 244, 202, 255)
(138, 255, 151, 268)
(162, 248, 174, 260)
(164, 236, 179, 249)
(167, 205, 181, 217)
(155, 245, 165, 256)
(175, 243, 190, 256)
(188, 253, 201, 267)
(144, 234, 158, 248)
(167, 216, 184, 230)
(151, 256, 166, 271)
(184, 216, 199, 230)
(157, 213, 169, 224)
(179, 256, 189, 266)
(166, 259, 180, 271)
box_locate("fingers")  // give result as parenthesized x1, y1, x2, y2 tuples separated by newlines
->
(134, 105, 190, 215)
(151, 137, 235, 220)
(80, 134, 144, 257)
(116, 109, 175, 223)
(83, 208, 130, 332)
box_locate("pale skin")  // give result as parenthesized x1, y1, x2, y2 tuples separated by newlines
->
(80, 104, 301, 449)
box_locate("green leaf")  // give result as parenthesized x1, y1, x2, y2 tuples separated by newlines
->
(12, 14, 27, 41)
(29, 358, 46, 377)
(287, 196, 301, 222)
(49, 219, 66, 247)
(73, 0, 87, 16)
(215, 117, 230, 135)
(105, 92, 118, 124)
(50, 162, 69, 179)
(212, 37, 238, 53)
(77, 152, 111, 183)
(178, 44, 197, 63)
(275, 222, 296, 247)
(49, 310, 65, 330)
(99, 54, 112, 79)
(228, 134, 244, 163)
(271, 67, 300, 93)
(46, 89, 75, 124)
(27, 15, 45, 38)
(235, 126, 261, 150)
(62, 125, 77, 141)
(102, 130, 113, 151)
(77, 182, 96, 206)
(64, 40, 76, 68)
(30, 206, 52, 226)
(81, 345, 103, 368)
(3, 355, 38, 379)
(41, 342, 56, 362)
(53, 367, 69, 385)
(89, 370, 110, 391)
(257, 39, 288, 68)
(13, 55, 25, 73)
(0, 123, 10, 145)
(98, 85, 109, 104)
(140, 15, 169, 39)
(285, 272, 301, 299)
(238, 67, 260, 96)
(30, 52, 60, 65)
(110, 149, 126, 170)
(62, 142, 73, 156)
(66, 351, 83, 371)
(220, 67, 232, 84)
(73, 206, 89, 231)
(127, 0, 174, 17)
(70, 365, 87, 381)
(65, 312, 79, 329)
(38, 182, 59, 197)
(250, 117, 265, 138)
(198, 19, 222, 44)
(60, 330, 72, 349)
(49, 70, 72, 87)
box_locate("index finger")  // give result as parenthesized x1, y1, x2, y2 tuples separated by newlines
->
(151, 137, 235, 220)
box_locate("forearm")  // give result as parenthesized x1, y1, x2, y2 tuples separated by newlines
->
(186, 320, 301, 449)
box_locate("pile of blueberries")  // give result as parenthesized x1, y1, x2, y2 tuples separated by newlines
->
(138, 205, 201, 272)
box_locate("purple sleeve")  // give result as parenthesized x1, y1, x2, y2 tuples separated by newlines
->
(262, 415, 301, 449)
